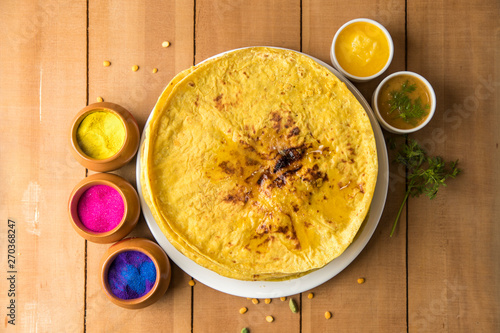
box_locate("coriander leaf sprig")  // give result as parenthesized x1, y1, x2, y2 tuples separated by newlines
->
(389, 80, 429, 125)
(391, 139, 461, 237)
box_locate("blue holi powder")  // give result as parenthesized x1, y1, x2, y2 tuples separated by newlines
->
(107, 251, 157, 300)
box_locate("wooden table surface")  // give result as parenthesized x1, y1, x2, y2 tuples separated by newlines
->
(1, 0, 498, 332)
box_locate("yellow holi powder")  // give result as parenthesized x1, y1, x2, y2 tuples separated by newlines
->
(76, 111, 125, 159)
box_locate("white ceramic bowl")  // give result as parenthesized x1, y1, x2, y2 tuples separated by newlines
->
(330, 18, 394, 82)
(371, 71, 436, 134)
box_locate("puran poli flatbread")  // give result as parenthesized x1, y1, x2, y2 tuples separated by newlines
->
(141, 47, 377, 280)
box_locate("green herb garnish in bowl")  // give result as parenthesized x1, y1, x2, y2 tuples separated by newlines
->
(389, 80, 430, 125)
(371, 71, 436, 134)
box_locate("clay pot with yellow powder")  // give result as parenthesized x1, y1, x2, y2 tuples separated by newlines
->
(70, 102, 140, 172)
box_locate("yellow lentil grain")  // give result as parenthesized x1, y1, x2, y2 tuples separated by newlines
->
(103, 60, 111, 67)
(239, 307, 247, 314)
(265, 315, 274, 323)
(152, 68, 158, 73)
(246, 297, 251, 300)
(265, 298, 271, 304)
(188, 280, 195, 286)
(162, 41, 171, 48)
(308, 293, 314, 299)
(251, 298, 259, 305)
(96, 96, 103, 103)
(132, 65, 139, 72)
(280, 297, 286, 301)
(325, 311, 332, 319)
(357, 278, 365, 284)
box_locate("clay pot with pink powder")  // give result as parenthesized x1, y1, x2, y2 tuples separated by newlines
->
(68, 173, 140, 243)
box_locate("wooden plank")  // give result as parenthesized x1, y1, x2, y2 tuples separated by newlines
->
(193, 287, 301, 333)
(195, 0, 301, 63)
(0, 0, 87, 331)
(193, 1, 302, 332)
(301, 1, 408, 332)
(407, 1, 500, 331)
(85, 0, 194, 332)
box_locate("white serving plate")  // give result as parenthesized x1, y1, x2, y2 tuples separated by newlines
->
(136, 47, 389, 298)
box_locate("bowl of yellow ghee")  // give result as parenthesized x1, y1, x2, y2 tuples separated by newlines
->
(331, 18, 394, 82)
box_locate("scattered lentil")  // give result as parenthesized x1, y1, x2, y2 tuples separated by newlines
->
(132, 65, 139, 72)
(357, 277, 365, 284)
(239, 307, 247, 314)
(325, 311, 332, 320)
(264, 298, 271, 304)
(280, 297, 287, 301)
(96, 96, 104, 103)
(162, 41, 171, 48)
(265, 315, 274, 323)
(188, 279, 195, 286)
(152, 68, 158, 73)
(252, 298, 259, 305)
(103, 60, 111, 67)
(308, 292, 314, 299)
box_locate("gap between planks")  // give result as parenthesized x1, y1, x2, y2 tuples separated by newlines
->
(84, 0, 90, 332)
(405, 0, 409, 332)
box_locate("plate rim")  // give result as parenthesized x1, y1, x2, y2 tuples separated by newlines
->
(136, 46, 389, 298)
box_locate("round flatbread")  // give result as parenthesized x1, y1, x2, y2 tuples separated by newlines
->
(141, 47, 377, 280)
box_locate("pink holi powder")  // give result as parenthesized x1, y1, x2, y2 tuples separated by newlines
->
(77, 185, 124, 232)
